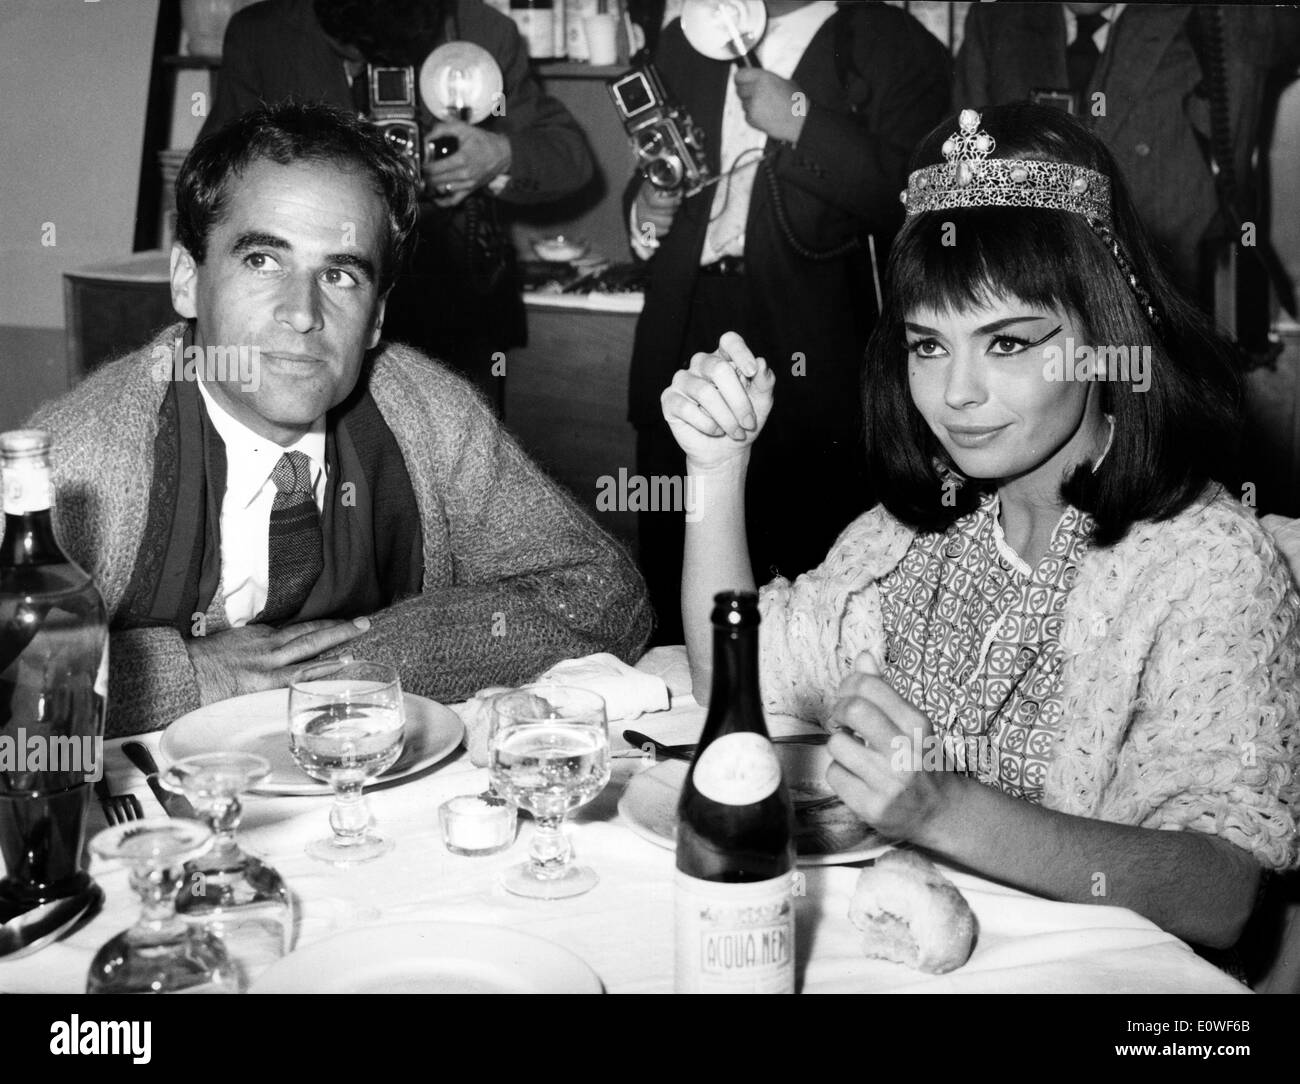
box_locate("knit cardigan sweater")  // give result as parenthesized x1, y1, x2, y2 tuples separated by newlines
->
(757, 492, 1300, 871)
(11, 325, 652, 737)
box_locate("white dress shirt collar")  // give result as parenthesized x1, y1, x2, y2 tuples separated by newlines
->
(195, 377, 327, 512)
(1063, 4, 1125, 51)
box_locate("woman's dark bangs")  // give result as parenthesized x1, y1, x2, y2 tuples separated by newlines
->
(890, 207, 1085, 319)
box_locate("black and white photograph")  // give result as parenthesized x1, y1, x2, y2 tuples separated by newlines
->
(2, 0, 1299, 1046)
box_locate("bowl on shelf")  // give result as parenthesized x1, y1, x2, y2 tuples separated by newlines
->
(531, 236, 590, 263)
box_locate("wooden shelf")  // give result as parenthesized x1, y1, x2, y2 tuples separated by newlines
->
(163, 56, 627, 78)
(161, 53, 222, 69)
(533, 60, 629, 79)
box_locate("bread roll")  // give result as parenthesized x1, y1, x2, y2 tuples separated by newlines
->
(460, 687, 514, 767)
(848, 849, 976, 974)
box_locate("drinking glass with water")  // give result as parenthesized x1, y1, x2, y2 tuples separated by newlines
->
(288, 661, 405, 864)
(489, 684, 609, 899)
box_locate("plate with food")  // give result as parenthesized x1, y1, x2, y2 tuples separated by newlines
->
(617, 741, 889, 866)
(161, 689, 464, 796)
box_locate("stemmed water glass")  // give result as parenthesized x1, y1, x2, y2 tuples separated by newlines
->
(288, 661, 405, 864)
(163, 752, 294, 971)
(489, 685, 610, 900)
(86, 818, 244, 994)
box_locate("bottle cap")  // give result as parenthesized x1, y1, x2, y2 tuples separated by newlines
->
(1, 429, 53, 514)
(711, 590, 759, 626)
(0, 429, 51, 461)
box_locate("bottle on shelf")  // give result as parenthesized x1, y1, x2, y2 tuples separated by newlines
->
(0, 430, 108, 922)
(674, 590, 796, 993)
(511, 0, 559, 60)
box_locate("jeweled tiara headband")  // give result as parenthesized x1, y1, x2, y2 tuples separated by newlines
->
(901, 109, 1111, 224)
(898, 108, 1162, 325)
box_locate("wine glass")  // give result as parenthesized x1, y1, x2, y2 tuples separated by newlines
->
(288, 661, 405, 864)
(164, 753, 294, 972)
(86, 818, 244, 994)
(489, 685, 610, 900)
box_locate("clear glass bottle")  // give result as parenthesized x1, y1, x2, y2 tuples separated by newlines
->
(0, 429, 108, 921)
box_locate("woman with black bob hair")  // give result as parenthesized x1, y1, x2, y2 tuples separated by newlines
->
(868, 103, 1242, 544)
(663, 102, 1300, 952)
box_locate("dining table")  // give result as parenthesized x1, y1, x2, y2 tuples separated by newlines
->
(0, 647, 1249, 996)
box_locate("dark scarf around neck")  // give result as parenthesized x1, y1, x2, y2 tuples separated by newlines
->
(116, 345, 424, 634)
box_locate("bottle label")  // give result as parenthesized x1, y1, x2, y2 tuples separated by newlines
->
(2, 461, 52, 515)
(692, 732, 781, 806)
(675, 870, 796, 993)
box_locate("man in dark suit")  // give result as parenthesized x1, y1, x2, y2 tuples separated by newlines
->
(203, 0, 595, 404)
(627, 0, 950, 643)
(956, 2, 1300, 305)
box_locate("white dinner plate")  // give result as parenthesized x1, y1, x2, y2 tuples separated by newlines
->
(618, 747, 890, 867)
(251, 922, 603, 994)
(161, 689, 464, 796)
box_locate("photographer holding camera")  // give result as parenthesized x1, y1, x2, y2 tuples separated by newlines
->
(202, 0, 595, 407)
(625, 1, 950, 644)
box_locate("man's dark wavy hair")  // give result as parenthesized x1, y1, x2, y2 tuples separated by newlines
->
(174, 100, 420, 294)
(313, 0, 449, 66)
(863, 102, 1243, 546)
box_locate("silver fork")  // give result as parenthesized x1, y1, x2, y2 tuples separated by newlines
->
(93, 775, 143, 826)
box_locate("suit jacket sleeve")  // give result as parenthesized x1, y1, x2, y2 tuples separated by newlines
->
(104, 628, 203, 738)
(342, 364, 652, 702)
(773, 10, 952, 226)
(22, 358, 208, 738)
(480, 7, 594, 204)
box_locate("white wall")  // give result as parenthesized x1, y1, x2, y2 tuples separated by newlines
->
(0, 0, 159, 330)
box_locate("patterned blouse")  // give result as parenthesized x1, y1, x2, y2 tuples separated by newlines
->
(877, 492, 1095, 803)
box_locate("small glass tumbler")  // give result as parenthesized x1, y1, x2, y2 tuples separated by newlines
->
(438, 794, 517, 857)
(86, 818, 244, 994)
(165, 753, 294, 974)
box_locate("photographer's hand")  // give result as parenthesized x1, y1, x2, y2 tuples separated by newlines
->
(424, 120, 512, 206)
(633, 182, 682, 249)
(734, 69, 807, 144)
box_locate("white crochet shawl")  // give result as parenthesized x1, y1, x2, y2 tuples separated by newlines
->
(757, 487, 1300, 870)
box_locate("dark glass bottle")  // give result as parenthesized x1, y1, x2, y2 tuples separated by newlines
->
(675, 591, 795, 993)
(0, 429, 108, 920)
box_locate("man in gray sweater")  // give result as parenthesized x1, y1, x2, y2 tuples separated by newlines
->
(22, 102, 650, 736)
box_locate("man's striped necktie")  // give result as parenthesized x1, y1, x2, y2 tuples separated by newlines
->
(257, 450, 323, 625)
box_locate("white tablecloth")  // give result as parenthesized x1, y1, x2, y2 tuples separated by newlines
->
(0, 659, 1247, 995)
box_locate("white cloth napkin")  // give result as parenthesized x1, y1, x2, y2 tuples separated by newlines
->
(537, 652, 671, 719)
(456, 653, 672, 767)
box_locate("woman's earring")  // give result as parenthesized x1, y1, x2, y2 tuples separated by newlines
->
(1091, 414, 1116, 473)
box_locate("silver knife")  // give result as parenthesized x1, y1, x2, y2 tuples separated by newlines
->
(122, 741, 201, 821)
(622, 729, 831, 761)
